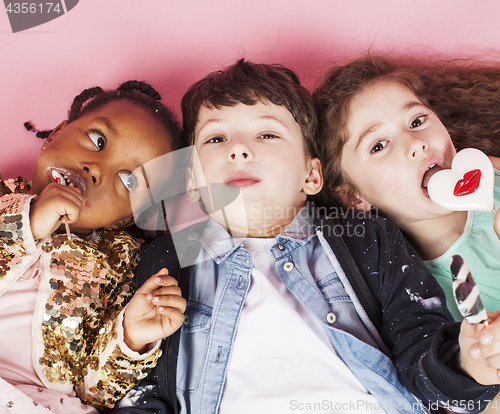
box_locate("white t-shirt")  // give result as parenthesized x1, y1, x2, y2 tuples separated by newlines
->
(218, 238, 384, 414)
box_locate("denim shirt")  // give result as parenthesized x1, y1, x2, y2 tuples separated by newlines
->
(177, 208, 429, 414)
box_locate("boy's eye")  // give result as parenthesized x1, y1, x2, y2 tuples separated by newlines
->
(370, 140, 388, 153)
(258, 133, 278, 139)
(118, 172, 137, 192)
(410, 115, 428, 129)
(88, 131, 106, 151)
(206, 136, 226, 144)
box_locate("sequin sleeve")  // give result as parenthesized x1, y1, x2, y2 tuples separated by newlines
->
(38, 231, 161, 410)
(76, 232, 162, 409)
(0, 193, 38, 288)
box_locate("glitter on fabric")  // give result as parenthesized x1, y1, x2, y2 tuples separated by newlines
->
(0, 176, 162, 410)
(0, 194, 30, 279)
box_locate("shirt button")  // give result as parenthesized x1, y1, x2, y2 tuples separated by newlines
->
(184, 315, 190, 326)
(326, 313, 336, 324)
(276, 243, 285, 252)
(283, 262, 294, 272)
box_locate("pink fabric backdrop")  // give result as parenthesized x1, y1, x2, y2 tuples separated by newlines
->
(2, 0, 500, 180)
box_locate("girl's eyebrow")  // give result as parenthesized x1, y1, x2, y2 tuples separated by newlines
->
(355, 124, 379, 151)
(403, 101, 425, 112)
(354, 101, 425, 151)
(93, 117, 117, 136)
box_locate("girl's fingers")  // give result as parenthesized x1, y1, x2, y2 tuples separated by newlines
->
(46, 182, 85, 204)
(137, 271, 178, 295)
(149, 285, 182, 298)
(151, 294, 187, 312)
(157, 306, 186, 325)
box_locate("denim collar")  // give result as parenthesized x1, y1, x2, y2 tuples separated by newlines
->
(199, 204, 317, 264)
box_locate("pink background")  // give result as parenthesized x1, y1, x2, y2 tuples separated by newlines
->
(2, 0, 500, 180)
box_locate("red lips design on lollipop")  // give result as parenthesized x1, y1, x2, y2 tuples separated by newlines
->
(428, 148, 495, 213)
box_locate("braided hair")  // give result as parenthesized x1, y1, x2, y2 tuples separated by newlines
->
(24, 80, 182, 151)
(25, 80, 184, 238)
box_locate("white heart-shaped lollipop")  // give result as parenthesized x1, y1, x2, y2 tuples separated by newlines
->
(427, 148, 494, 212)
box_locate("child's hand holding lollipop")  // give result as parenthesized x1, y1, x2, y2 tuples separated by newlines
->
(29, 179, 85, 240)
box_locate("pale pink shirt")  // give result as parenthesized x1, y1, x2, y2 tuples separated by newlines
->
(0, 259, 98, 414)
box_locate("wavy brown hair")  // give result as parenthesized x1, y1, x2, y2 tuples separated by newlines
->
(313, 54, 500, 208)
(420, 62, 500, 157)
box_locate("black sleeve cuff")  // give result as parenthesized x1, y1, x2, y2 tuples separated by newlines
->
(419, 323, 500, 412)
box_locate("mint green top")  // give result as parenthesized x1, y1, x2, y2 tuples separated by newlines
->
(425, 169, 500, 321)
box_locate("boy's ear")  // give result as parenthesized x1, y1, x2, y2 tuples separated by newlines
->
(41, 121, 67, 150)
(335, 185, 372, 212)
(303, 158, 323, 196)
(185, 168, 200, 204)
(107, 215, 135, 230)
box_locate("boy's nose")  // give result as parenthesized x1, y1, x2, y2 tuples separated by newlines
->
(228, 142, 253, 161)
(230, 152, 249, 160)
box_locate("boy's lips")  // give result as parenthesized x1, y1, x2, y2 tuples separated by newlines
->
(419, 157, 446, 197)
(48, 168, 87, 197)
(225, 172, 260, 188)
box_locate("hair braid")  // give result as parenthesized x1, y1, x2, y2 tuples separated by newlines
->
(24, 80, 183, 152)
(23, 122, 52, 139)
(118, 80, 161, 101)
(68, 86, 104, 121)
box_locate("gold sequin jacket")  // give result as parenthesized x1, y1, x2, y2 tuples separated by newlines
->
(0, 179, 161, 410)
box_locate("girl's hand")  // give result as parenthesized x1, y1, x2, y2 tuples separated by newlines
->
(29, 182, 85, 240)
(457, 310, 500, 385)
(123, 269, 186, 353)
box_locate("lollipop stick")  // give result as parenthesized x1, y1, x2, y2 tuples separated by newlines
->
(451, 255, 487, 325)
(62, 215, 71, 240)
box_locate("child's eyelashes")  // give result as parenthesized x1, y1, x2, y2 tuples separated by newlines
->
(118, 171, 137, 192)
(87, 129, 106, 151)
(258, 133, 279, 139)
(370, 140, 388, 154)
(202, 132, 279, 144)
(205, 136, 226, 144)
(409, 114, 429, 129)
